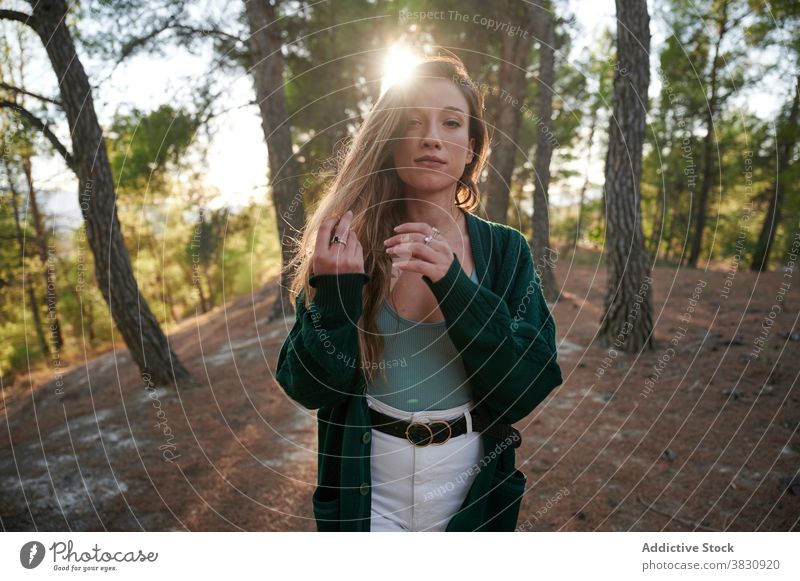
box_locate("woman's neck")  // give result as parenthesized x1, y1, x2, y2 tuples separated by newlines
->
(400, 188, 464, 233)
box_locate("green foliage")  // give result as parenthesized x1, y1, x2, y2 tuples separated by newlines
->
(107, 104, 200, 198)
(3, 0, 800, 378)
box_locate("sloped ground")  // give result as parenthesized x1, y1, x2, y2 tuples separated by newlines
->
(1, 265, 798, 531)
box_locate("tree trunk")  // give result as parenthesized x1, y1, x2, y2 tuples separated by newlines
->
(8, 178, 50, 358)
(196, 270, 210, 313)
(663, 201, 677, 263)
(687, 3, 729, 268)
(647, 177, 665, 260)
(29, 0, 191, 385)
(598, 0, 654, 353)
(324, 4, 349, 157)
(530, 1, 559, 301)
(183, 258, 210, 315)
(243, 0, 306, 321)
(575, 112, 597, 246)
(21, 154, 64, 352)
(84, 274, 96, 345)
(206, 263, 221, 310)
(751, 75, 800, 271)
(144, 236, 179, 324)
(483, 0, 538, 224)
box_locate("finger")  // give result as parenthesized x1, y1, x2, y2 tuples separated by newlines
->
(346, 232, 361, 265)
(393, 258, 435, 279)
(387, 236, 447, 258)
(345, 228, 363, 259)
(387, 231, 449, 250)
(388, 241, 441, 264)
(344, 229, 359, 261)
(350, 234, 363, 259)
(333, 209, 354, 243)
(315, 217, 337, 255)
(384, 231, 425, 247)
(392, 222, 434, 235)
(331, 229, 351, 261)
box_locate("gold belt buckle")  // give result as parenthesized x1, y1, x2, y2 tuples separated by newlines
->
(405, 422, 433, 447)
(428, 420, 453, 445)
(405, 419, 453, 447)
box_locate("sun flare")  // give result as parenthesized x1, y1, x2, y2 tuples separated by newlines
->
(380, 45, 420, 96)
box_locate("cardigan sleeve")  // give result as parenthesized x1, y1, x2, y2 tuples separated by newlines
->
(275, 272, 369, 410)
(422, 231, 563, 425)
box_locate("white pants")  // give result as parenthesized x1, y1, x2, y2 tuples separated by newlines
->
(366, 393, 485, 532)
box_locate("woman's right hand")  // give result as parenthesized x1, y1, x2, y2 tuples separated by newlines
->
(312, 209, 365, 276)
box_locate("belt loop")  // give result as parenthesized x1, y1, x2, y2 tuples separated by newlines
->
(464, 410, 473, 434)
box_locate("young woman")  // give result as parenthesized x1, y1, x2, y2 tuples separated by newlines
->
(276, 54, 563, 532)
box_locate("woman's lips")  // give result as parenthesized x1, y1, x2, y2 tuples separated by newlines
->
(414, 159, 446, 169)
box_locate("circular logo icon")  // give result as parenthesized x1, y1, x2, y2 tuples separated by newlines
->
(20, 541, 46, 569)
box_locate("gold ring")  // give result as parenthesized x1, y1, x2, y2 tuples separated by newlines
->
(405, 422, 434, 447)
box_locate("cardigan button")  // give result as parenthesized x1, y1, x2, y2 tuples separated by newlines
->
(359, 482, 370, 495)
(362, 431, 371, 444)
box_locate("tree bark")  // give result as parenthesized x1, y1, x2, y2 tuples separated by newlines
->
(687, 2, 729, 268)
(483, 0, 538, 224)
(598, 0, 654, 353)
(8, 177, 50, 358)
(29, 0, 191, 385)
(21, 154, 64, 352)
(647, 174, 665, 260)
(750, 75, 800, 271)
(575, 112, 597, 246)
(144, 236, 179, 323)
(244, 0, 306, 320)
(530, 1, 559, 301)
(196, 270, 210, 313)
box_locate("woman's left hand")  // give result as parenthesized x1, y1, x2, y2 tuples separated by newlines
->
(383, 222, 456, 284)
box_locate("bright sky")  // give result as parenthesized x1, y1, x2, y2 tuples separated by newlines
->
(15, 0, 787, 229)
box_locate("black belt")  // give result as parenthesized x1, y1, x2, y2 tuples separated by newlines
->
(369, 407, 521, 448)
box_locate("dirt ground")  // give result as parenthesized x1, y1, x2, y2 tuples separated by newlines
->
(1, 263, 798, 531)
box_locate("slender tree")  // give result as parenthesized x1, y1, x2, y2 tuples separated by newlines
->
(5, 168, 50, 358)
(21, 154, 64, 352)
(686, 0, 745, 267)
(0, 1, 191, 385)
(748, 0, 800, 270)
(483, 0, 539, 224)
(530, 0, 559, 301)
(244, 0, 305, 320)
(598, 0, 654, 352)
(0, 28, 64, 354)
(750, 76, 799, 271)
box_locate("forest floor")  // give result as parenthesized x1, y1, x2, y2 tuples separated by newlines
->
(1, 263, 798, 532)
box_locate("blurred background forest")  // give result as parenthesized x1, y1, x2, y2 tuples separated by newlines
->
(1, 0, 799, 533)
(0, 0, 797, 394)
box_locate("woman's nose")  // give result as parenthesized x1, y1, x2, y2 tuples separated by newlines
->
(421, 129, 443, 149)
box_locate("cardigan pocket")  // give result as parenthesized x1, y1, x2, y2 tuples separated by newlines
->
(483, 466, 526, 531)
(312, 486, 341, 532)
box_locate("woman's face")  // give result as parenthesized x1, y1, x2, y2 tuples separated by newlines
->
(392, 77, 475, 196)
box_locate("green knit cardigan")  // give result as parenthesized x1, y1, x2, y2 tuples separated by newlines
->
(275, 208, 563, 531)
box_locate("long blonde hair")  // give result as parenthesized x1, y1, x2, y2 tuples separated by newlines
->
(284, 54, 490, 384)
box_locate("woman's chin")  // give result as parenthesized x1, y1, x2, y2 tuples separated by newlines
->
(398, 175, 456, 195)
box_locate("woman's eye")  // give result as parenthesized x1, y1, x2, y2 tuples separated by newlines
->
(445, 120, 461, 128)
(407, 119, 421, 126)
